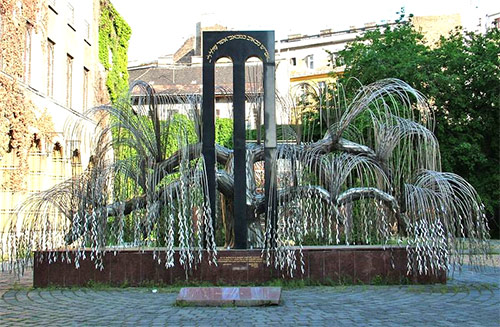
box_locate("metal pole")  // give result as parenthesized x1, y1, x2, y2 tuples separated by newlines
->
(202, 60, 216, 248)
(233, 57, 247, 249)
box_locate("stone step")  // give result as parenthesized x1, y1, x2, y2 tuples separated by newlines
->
(176, 287, 281, 306)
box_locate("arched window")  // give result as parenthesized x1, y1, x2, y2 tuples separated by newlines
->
(51, 142, 65, 183)
(71, 148, 81, 176)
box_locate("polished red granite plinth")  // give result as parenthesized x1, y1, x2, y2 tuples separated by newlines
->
(176, 287, 281, 306)
(33, 246, 446, 287)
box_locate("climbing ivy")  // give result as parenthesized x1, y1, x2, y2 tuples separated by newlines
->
(98, 0, 131, 103)
(0, 0, 54, 191)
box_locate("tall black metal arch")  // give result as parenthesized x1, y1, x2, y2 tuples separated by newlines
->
(202, 31, 276, 249)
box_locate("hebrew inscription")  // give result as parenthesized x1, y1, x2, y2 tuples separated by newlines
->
(206, 34, 271, 63)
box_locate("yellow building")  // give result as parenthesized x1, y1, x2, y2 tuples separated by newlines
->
(274, 14, 480, 125)
(0, 0, 110, 240)
(274, 23, 385, 99)
(274, 23, 395, 125)
(412, 14, 462, 46)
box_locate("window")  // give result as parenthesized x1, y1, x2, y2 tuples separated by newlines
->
(66, 54, 73, 108)
(84, 20, 90, 42)
(494, 18, 500, 29)
(47, 39, 55, 97)
(330, 52, 344, 67)
(71, 148, 82, 176)
(83, 67, 89, 110)
(305, 55, 314, 69)
(318, 81, 326, 93)
(335, 55, 345, 67)
(24, 24, 33, 83)
(300, 84, 308, 95)
(290, 57, 296, 66)
(13, 1, 22, 20)
(0, 13, 3, 68)
(48, 0, 57, 14)
(51, 142, 65, 184)
(67, 2, 74, 28)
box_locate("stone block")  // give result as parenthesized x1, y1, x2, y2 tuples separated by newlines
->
(176, 287, 281, 306)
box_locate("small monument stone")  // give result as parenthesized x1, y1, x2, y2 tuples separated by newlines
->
(176, 287, 281, 306)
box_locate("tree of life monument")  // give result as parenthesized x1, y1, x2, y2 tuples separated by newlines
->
(1, 30, 490, 281)
(202, 31, 277, 249)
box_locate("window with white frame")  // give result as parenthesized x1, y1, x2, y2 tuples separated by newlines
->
(66, 54, 73, 108)
(48, 0, 58, 14)
(84, 20, 90, 41)
(318, 81, 326, 93)
(83, 67, 89, 110)
(305, 55, 314, 69)
(330, 52, 344, 67)
(47, 39, 55, 97)
(67, 2, 74, 27)
(24, 23, 33, 83)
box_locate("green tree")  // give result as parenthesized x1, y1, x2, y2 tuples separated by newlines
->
(215, 117, 234, 149)
(429, 28, 500, 236)
(336, 21, 500, 237)
(165, 113, 198, 156)
(336, 21, 431, 96)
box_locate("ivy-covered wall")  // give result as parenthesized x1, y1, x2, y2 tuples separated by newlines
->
(98, 0, 131, 103)
(0, 0, 54, 191)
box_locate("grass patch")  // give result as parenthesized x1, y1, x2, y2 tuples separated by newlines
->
(10, 283, 33, 291)
(406, 282, 498, 294)
(28, 274, 449, 292)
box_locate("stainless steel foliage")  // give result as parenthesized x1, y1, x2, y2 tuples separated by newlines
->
(263, 79, 489, 276)
(1, 78, 490, 278)
(1, 81, 217, 273)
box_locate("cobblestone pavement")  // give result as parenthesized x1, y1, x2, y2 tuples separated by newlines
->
(0, 264, 498, 326)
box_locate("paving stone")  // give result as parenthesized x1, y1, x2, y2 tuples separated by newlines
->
(0, 265, 498, 326)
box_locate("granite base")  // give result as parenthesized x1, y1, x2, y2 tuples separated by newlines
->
(33, 246, 446, 288)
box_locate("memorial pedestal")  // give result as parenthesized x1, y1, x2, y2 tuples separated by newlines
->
(33, 246, 446, 288)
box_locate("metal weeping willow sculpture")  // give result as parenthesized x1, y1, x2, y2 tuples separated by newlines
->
(0, 76, 490, 278)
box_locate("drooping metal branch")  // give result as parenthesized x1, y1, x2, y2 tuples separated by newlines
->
(3, 78, 490, 278)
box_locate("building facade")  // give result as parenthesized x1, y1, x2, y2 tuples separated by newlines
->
(273, 23, 393, 116)
(128, 22, 398, 128)
(128, 23, 265, 131)
(128, 12, 498, 132)
(0, 0, 108, 237)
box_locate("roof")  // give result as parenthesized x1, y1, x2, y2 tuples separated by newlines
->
(173, 37, 195, 63)
(129, 64, 263, 95)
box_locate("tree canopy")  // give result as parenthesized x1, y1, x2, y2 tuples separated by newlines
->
(335, 20, 500, 237)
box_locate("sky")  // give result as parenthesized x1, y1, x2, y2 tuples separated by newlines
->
(111, 0, 498, 63)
